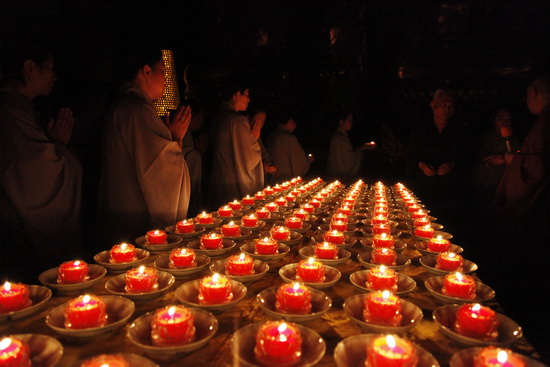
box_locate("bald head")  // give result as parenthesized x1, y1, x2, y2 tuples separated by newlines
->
(526, 74, 550, 115)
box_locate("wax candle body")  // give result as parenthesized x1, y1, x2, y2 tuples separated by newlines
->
(0, 337, 31, 367)
(110, 243, 137, 263)
(372, 224, 391, 236)
(221, 222, 240, 237)
(473, 347, 525, 367)
(366, 335, 418, 367)
(242, 196, 255, 205)
(146, 230, 167, 245)
(314, 242, 338, 259)
(285, 217, 303, 229)
(266, 202, 278, 212)
(264, 187, 274, 195)
(242, 214, 259, 227)
(151, 306, 196, 346)
(64, 295, 108, 329)
(329, 220, 347, 232)
(455, 304, 499, 340)
(436, 252, 463, 271)
(256, 207, 270, 219)
(200, 233, 223, 249)
(271, 226, 291, 241)
(225, 254, 255, 276)
(371, 248, 397, 266)
(255, 192, 266, 200)
(363, 291, 402, 326)
(427, 237, 450, 252)
(367, 266, 398, 292)
(324, 230, 345, 245)
(125, 267, 158, 293)
(198, 274, 233, 304)
(196, 212, 213, 224)
(169, 248, 196, 268)
(0, 283, 31, 314)
(275, 197, 287, 206)
(217, 206, 233, 217)
(415, 226, 434, 238)
(229, 200, 242, 210)
(293, 209, 309, 220)
(58, 260, 89, 284)
(176, 219, 195, 233)
(413, 217, 431, 228)
(295, 259, 325, 282)
(254, 321, 302, 367)
(442, 272, 476, 299)
(255, 237, 279, 255)
(80, 354, 130, 367)
(372, 233, 394, 248)
(301, 204, 314, 213)
(275, 283, 312, 314)
(371, 215, 389, 225)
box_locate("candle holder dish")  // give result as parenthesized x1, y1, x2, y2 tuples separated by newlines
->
(276, 221, 312, 235)
(45, 295, 135, 338)
(240, 220, 267, 232)
(0, 285, 52, 323)
(406, 222, 444, 232)
(94, 249, 150, 273)
(360, 219, 399, 229)
(449, 347, 545, 367)
(343, 294, 423, 334)
(175, 279, 247, 313)
(419, 255, 478, 276)
(357, 252, 411, 272)
(349, 270, 416, 296)
(231, 322, 326, 367)
(209, 259, 269, 284)
(412, 230, 453, 243)
(154, 254, 211, 279)
(360, 227, 401, 239)
(321, 216, 360, 226)
(165, 224, 206, 239)
(433, 305, 523, 347)
(213, 226, 253, 241)
(425, 276, 495, 304)
(187, 238, 237, 257)
(212, 211, 243, 222)
(279, 263, 341, 290)
(414, 241, 464, 256)
(127, 308, 218, 358)
(195, 217, 224, 230)
(298, 245, 351, 266)
(8, 334, 63, 367)
(134, 234, 183, 253)
(105, 271, 175, 302)
(318, 223, 358, 236)
(256, 287, 332, 323)
(260, 230, 304, 246)
(334, 334, 440, 367)
(312, 234, 357, 249)
(258, 212, 283, 224)
(75, 353, 159, 367)
(240, 242, 291, 263)
(360, 238, 407, 253)
(38, 264, 107, 294)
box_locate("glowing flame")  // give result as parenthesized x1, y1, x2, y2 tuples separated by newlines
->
(212, 273, 220, 282)
(472, 303, 481, 312)
(239, 253, 246, 261)
(448, 252, 456, 259)
(3, 282, 10, 291)
(0, 338, 12, 351)
(74, 260, 81, 266)
(82, 295, 91, 303)
(436, 235, 443, 240)
(381, 233, 387, 239)
(138, 266, 145, 274)
(382, 290, 391, 300)
(307, 257, 315, 265)
(229, 221, 235, 226)
(168, 306, 176, 317)
(455, 272, 463, 281)
(293, 282, 300, 291)
(277, 322, 288, 334)
(386, 335, 396, 349)
(497, 350, 508, 364)
(380, 265, 386, 273)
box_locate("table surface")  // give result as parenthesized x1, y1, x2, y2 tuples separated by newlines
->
(0, 212, 540, 367)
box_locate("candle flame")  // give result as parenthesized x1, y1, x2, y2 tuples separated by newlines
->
(239, 253, 246, 261)
(386, 335, 396, 349)
(380, 265, 386, 273)
(223, 205, 230, 210)
(201, 211, 207, 216)
(277, 322, 288, 334)
(212, 273, 220, 282)
(168, 306, 176, 316)
(381, 233, 387, 239)
(455, 272, 463, 281)
(154, 230, 161, 235)
(331, 230, 339, 235)
(120, 243, 128, 250)
(307, 257, 315, 265)
(82, 295, 91, 303)
(436, 235, 443, 240)
(138, 266, 145, 274)
(0, 338, 12, 351)
(3, 282, 10, 291)
(472, 303, 481, 312)
(382, 290, 391, 300)
(293, 282, 300, 291)
(448, 252, 455, 258)
(497, 350, 508, 364)
(74, 260, 81, 266)
(229, 221, 234, 226)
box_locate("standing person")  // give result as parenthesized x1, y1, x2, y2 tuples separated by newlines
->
(248, 108, 278, 184)
(209, 80, 263, 207)
(98, 48, 191, 245)
(0, 44, 82, 279)
(267, 114, 312, 181)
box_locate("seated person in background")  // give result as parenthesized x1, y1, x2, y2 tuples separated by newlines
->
(248, 108, 278, 183)
(267, 113, 312, 182)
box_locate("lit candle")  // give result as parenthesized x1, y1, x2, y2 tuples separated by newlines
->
(372, 223, 391, 236)
(266, 202, 279, 212)
(169, 247, 196, 268)
(270, 225, 291, 241)
(371, 215, 389, 225)
(264, 186, 274, 195)
(255, 237, 279, 255)
(410, 209, 427, 220)
(284, 194, 296, 202)
(58, 260, 89, 284)
(256, 207, 271, 219)
(285, 216, 303, 230)
(324, 230, 345, 245)
(332, 213, 349, 223)
(200, 232, 223, 250)
(225, 253, 255, 276)
(337, 205, 352, 216)
(296, 258, 325, 282)
(301, 203, 315, 213)
(0, 282, 31, 314)
(151, 305, 196, 346)
(314, 242, 338, 259)
(372, 233, 394, 248)
(64, 294, 107, 329)
(242, 195, 255, 205)
(275, 197, 288, 207)
(196, 211, 213, 225)
(427, 236, 450, 252)
(221, 221, 240, 237)
(474, 347, 526, 367)
(366, 334, 418, 367)
(275, 282, 312, 314)
(176, 219, 195, 233)
(125, 266, 158, 293)
(273, 184, 283, 192)
(309, 198, 322, 208)
(407, 204, 422, 213)
(363, 290, 402, 326)
(0, 337, 31, 367)
(413, 217, 431, 228)
(217, 205, 233, 217)
(415, 225, 434, 238)
(454, 303, 499, 340)
(198, 273, 233, 304)
(436, 252, 463, 272)
(110, 243, 137, 263)
(241, 214, 259, 227)
(293, 209, 309, 220)
(330, 220, 347, 232)
(255, 191, 266, 200)
(254, 321, 302, 366)
(371, 248, 397, 266)
(442, 272, 476, 299)
(79, 354, 130, 367)
(146, 229, 167, 245)
(229, 200, 242, 211)
(281, 181, 291, 189)
(367, 266, 398, 292)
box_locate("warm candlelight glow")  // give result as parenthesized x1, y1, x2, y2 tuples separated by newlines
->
(382, 290, 390, 300)
(277, 322, 288, 340)
(472, 303, 481, 312)
(497, 350, 508, 364)
(82, 294, 90, 303)
(3, 282, 10, 292)
(138, 266, 145, 274)
(293, 282, 300, 291)
(307, 257, 315, 265)
(212, 273, 220, 283)
(168, 306, 176, 317)
(386, 334, 396, 349)
(0, 338, 10, 350)
(380, 265, 386, 273)
(455, 272, 463, 281)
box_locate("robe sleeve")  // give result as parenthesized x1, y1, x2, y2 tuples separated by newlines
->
(327, 131, 363, 176)
(230, 116, 263, 195)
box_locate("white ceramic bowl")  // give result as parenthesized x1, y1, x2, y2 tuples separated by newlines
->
(419, 255, 477, 276)
(424, 276, 495, 304)
(240, 241, 291, 263)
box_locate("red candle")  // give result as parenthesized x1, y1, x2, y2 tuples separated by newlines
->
(314, 242, 338, 259)
(0, 337, 31, 367)
(413, 217, 431, 228)
(125, 266, 158, 293)
(198, 274, 233, 304)
(332, 213, 349, 223)
(372, 215, 389, 225)
(367, 266, 398, 292)
(436, 252, 463, 271)
(372, 223, 391, 236)
(275, 197, 287, 207)
(474, 347, 526, 367)
(371, 248, 397, 266)
(407, 204, 422, 213)
(415, 225, 434, 238)
(176, 219, 195, 233)
(281, 181, 291, 189)
(285, 216, 303, 230)
(324, 230, 345, 245)
(242, 214, 259, 227)
(427, 236, 450, 252)
(151, 305, 196, 346)
(455, 303, 499, 340)
(196, 211, 213, 225)
(337, 206, 352, 216)
(256, 207, 270, 219)
(255, 191, 266, 200)
(0, 282, 31, 314)
(410, 210, 427, 220)
(225, 253, 255, 276)
(242, 195, 255, 205)
(366, 334, 418, 367)
(301, 203, 315, 213)
(58, 260, 89, 284)
(217, 205, 233, 217)
(169, 247, 196, 268)
(330, 220, 347, 232)
(374, 207, 389, 217)
(80, 354, 130, 367)
(372, 233, 395, 248)
(284, 194, 296, 202)
(264, 186, 275, 195)
(273, 184, 283, 192)
(146, 229, 167, 245)
(64, 294, 107, 329)
(229, 200, 243, 211)
(309, 199, 322, 208)
(221, 221, 240, 237)
(363, 290, 402, 326)
(270, 225, 291, 241)
(293, 209, 309, 220)
(296, 258, 325, 282)
(442, 272, 476, 299)
(110, 243, 137, 263)
(255, 237, 279, 255)
(266, 202, 278, 212)
(254, 321, 302, 366)
(275, 282, 312, 314)
(200, 232, 223, 250)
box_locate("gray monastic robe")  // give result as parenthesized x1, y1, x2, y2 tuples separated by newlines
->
(267, 124, 310, 181)
(181, 131, 202, 216)
(99, 82, 190, 243)
(326, 127, 363, 178)
(210, 105, 263, 207)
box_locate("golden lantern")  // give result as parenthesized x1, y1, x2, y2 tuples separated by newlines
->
(153, 50, 181, 116)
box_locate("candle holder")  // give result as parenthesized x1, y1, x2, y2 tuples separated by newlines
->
(360, 226, 401, 238)
(357, 252, 411, 272)
(165, 223, 206, 239)
(312, 233, 357, 249)
(38, 265, 107, 295)
(4, 334, 63, 367)
(414, 241, 464, 256)
(209, 258, 269, 284)
(278, 264, 341, 290)
(420, 255, 478, 276)
(0, 285, 51, 323)
(433, 305, 523, 347)
(349, 270, 416, 296)
(425, 276, 495, 304)
(318, 223, 357, 236)
(360, 237, 407, 253)
(93, 249, 150, 274)
(213, 226, 252, 241)
(45, 296, 135, 338)
(412, 230, 453, 243)
(79, 353, 158, 367)
(175, 279, 247, 313)
(256, 287, 332, 323)
(343, 293, 422, 334)
(134, 234, 182, 253)
(154, 254, 211, 279)
(449, 347, 540, 367)
(278, 220, 312, 235)
(239, 242, 291, 263)
(240, 219, 267, 231)
(187, 238, 237, 257)
(104, 271, 175, 302)
(260, 230, 304, 247)
(298, 245, 351, 267)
